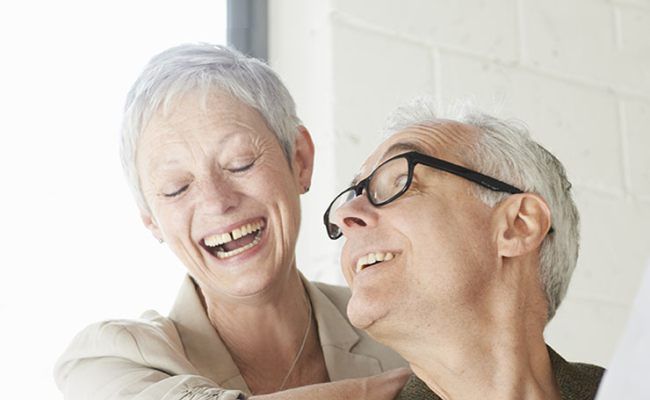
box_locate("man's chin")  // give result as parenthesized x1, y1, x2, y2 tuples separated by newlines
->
(346, 296, 388, 333)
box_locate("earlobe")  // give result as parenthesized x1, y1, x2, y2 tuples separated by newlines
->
(292, 126, 315, 193)
(496, 194, 552, 258)
(140, 210, 163, 243)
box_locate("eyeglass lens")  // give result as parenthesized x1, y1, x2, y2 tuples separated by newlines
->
(368, 157, 409, 203)
(326, 157, 410, 238)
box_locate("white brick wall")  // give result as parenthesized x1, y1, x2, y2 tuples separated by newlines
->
(624, 100, 650, 196)
(269, 0, 650, 366)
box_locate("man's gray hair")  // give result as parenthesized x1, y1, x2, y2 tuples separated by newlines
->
(120, 43, 302, 212)
(383, 98, 579, 321)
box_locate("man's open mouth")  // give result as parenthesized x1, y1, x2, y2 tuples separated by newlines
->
(202, 219, 266, 259)
(355, 251, 395, 273)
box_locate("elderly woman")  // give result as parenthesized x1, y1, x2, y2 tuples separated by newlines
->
(54, 44, 407, 400)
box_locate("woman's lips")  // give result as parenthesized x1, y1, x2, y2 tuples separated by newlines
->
(202, 218, 266, 259)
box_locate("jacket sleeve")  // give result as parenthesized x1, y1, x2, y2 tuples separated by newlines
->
(53, 316, 246, 400)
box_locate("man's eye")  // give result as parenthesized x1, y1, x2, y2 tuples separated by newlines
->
(393, 174, 408, 188)
(163, 184, 189, 197)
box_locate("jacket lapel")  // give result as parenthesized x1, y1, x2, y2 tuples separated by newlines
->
(303, 276, 384, 380)
(168, 275, 250, 393)
(168, 274, 383, 392)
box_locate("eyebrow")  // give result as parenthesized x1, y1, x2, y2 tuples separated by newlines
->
(350, 141, 427, 186)
(147, 156, 184, 173)
(145, 130, 253, 171)
(382, 141, 427, 157)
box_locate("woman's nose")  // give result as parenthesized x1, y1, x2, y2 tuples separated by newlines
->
(199, 175, 241, 214)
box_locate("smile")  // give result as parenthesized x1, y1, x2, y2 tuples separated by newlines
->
(355, 251, 395, 273)
(203, 219, 266, 259)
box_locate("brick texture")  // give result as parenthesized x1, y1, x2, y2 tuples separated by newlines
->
(333, 0, 519, 61)
(522, 0, 650, 95)
(623, 100, 650, 196)
(439, 51, 624, 194)
(332, 19, 435, 182)
(270, 0, 650, 367)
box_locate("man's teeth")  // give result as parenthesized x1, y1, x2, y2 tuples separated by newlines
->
(356, 251, 395, 273)
(203, 220, 264, 247)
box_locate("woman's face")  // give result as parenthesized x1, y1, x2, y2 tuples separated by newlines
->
(136, 90, 313, 301)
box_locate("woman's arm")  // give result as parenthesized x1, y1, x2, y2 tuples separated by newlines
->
(55, 319, 410, 400)
(58, 356, 243, 400)
(250, 368, 412, 400)
(54, 319, 244, 400)
(59, 354, 409, 400)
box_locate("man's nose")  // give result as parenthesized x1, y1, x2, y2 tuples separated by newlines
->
(332, 194, 378, 237)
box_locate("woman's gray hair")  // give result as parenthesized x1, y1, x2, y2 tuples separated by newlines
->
(383, 98, 579, 321)
(120, 43, 302, 212)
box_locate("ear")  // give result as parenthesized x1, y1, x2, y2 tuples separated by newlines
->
(291, 126, 315, 194)
(494, 193, 552, 258)
(140, 208, 163, 243)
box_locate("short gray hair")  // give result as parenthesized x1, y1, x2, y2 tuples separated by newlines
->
(383, 98, 579, 321)
(120, 43, 302, 211)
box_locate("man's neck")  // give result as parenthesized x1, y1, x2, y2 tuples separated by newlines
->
(407, 329, 559, 400)
(383, 264, 561, 400)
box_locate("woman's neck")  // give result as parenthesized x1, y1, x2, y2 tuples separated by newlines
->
(200, 268, 328, 393)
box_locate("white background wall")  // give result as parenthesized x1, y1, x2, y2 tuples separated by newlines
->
(0, 1, 227, 397)
(270, 0, 650, 367)
(2, 1, 648, 397)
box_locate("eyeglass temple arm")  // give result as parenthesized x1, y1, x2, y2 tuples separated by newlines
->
(412, 153, 523, 194)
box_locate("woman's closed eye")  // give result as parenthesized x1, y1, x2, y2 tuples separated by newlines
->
(226, 157, 258, 173)
(163, 184, 190, 197)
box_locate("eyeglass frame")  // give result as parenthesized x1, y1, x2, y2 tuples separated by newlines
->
(323, 151, 547, 240)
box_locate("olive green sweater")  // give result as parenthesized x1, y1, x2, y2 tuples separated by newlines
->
(395, 347, 604, 400)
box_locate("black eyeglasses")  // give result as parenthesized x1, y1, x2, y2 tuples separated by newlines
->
(323, 151, 526, 240)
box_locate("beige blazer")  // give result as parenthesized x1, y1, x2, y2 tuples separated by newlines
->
(54, 275, 406, 400)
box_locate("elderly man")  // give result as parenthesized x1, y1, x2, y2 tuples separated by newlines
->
(323, 100, 604, 400)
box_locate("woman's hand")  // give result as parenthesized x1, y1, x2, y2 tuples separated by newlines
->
(249, 368, 412, 400)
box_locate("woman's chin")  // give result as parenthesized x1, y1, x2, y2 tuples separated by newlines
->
(197, 265, 284, 302)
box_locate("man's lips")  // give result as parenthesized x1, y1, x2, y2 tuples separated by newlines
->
(354, 251, 397, 274)
(201, 218, 266, 259)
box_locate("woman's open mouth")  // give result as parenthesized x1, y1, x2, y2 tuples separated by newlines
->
(202, 219, 266, 259)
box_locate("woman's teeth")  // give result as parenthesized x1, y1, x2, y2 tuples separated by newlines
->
(356, 251, 395, 273)
(203, 220, 265, 259)
(216, 235, 262, 259)
(204, 220, 264, 247)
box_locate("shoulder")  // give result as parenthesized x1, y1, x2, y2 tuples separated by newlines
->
(56, 310, 186, 367)
(562, 360, 605, 398)
(549, 347, 605, 400)
(53, 311, 226, 399)
(567, 361, 605, 379)
(395, 375, 442, 400)
(312, 281, 351, 313)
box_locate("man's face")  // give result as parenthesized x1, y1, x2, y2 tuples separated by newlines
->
(333, 122, 499, 340)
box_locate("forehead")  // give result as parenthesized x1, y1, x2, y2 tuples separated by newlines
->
(137, 90, 273, 167)
(359, 120, 478, 177)
(142, 89, 267, 141)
